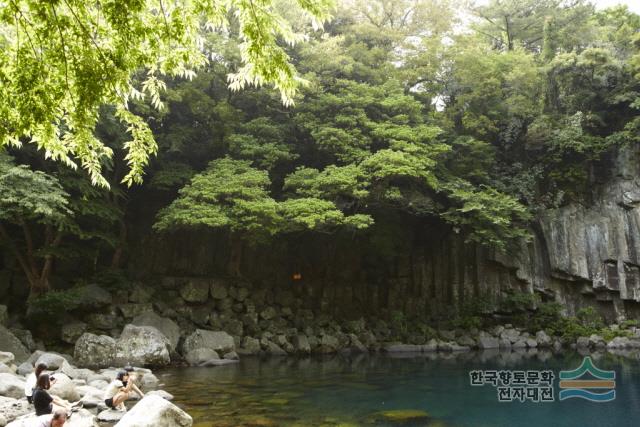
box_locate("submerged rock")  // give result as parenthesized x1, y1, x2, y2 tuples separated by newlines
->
(373, 409, 430, 424)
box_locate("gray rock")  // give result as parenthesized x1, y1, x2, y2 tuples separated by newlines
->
(457, 335, 477, 347)
(118, 303, 153, 319)
(210, 280, 228, 300)
(293, 335, 311, 354)
(223, 351, 239, 360)
(77, 385, 104, 408)
(61, 322, 87, 345)
(0, 396, 30, 426)
(576, 336, 590, 349)
(10, 329, 36, 353)
(48, 372, 80, 401)
(9, 409, 96, 427)
(98, 409, 125, 423)
(16, 363, 32, 376)
(35, 352, 66, 370)
(139, 372, 159, 391)
(74, 333, 116, 369)
(384, 344, 422, 352)
(179, 279, 210, 303)
(114, 394, 193, 426)
(260, 339, 286, 355)
(239, 337, 261, 355)
(0, 326, 29, 363)
(535, 330, 552, 347)
(318, 334, 339, 353)
(478, 336, 500, 349)
(512, 339, 527, 349)
(147, 390, 174, 401)
(0, 352, 14, 365)
(58, 361, 93, 381)
(499, 338, 512, 349)
(0, 373, 25, 399)
(182, 330, 235, 355)
(525, 339, 538, 348)
(132, 311, 180, 351)
(184, 348, 219, 366)
(128, 286, 155, 304)
(0, 363, 15, 374)
(86, 313, 118, 330)
(114, 324, 171, 367)
(607, 336, 632, 349)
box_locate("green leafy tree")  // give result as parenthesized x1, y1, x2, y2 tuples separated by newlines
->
(0, 154, 71, 296)
(0, 0, 333, 187)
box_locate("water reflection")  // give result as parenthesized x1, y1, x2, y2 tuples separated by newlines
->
(157, 350, 640, 427)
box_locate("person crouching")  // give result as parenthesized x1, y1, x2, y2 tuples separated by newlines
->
(103, 370, 144, 412)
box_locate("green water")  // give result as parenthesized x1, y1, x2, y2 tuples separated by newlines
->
(157, 350, 640, 426)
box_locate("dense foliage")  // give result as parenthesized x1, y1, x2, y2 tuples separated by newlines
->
(0, 0, 333, 186)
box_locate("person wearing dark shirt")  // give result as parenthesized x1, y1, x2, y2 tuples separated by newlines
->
(33, 374, 74, 416)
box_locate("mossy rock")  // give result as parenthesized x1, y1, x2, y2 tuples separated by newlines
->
(374, 409, 430, 424)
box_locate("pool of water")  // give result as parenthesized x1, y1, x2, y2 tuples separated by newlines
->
(157, 349, 640, 426)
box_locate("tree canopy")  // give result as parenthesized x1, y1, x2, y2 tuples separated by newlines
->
(0, 0, 333, 187)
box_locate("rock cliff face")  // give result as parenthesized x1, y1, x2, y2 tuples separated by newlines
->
(133, 146, 640, 322)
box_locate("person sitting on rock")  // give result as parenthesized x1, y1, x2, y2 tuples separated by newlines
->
(33, 374, 74, 416)
(104, 370, 144, 412)
(25, 362, 48, 404)
(35, 409, 67, 427)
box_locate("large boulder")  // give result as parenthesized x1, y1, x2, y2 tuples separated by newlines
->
(0, 374, 25, 399)
(132, 312, 180, 351)
(115, 394, 192, 427)
(0, 326, 29, 363)
(74, 333, 116, 369)
(182, 330, 235, 355)
(35, 352, 66, 370)
(114, 325, 170, 367)
(49, 373, 80, 401)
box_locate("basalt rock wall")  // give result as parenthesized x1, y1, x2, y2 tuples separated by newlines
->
(133, 146, 640, 322)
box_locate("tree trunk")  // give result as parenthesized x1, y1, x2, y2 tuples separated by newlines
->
(111, 220, 127, 269)
(228, 235, 243, 277)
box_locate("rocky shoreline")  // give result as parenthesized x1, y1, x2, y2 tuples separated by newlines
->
(2, 278, 640, 426)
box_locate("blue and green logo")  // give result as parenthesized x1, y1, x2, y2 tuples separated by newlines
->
(559, 356, 616, 402)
